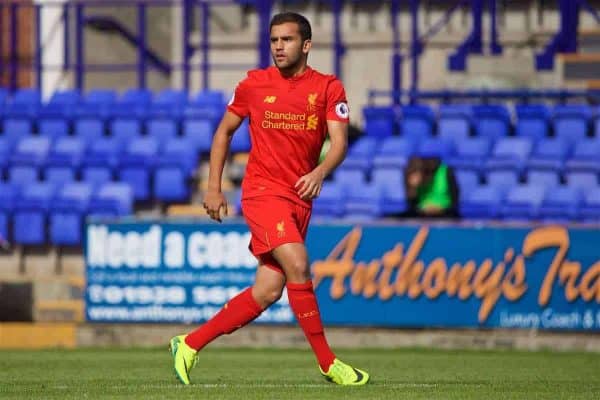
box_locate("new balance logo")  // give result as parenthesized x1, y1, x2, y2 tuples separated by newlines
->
(307, 114, 318, 130)
(264, 96, 277, 103)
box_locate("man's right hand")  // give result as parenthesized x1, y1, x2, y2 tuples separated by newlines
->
(203, 190, 228, 222)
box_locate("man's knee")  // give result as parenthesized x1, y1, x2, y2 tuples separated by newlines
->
(254, 285, 283, 307)
(287, 258, 310, 281)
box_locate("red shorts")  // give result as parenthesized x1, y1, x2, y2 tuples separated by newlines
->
(241, 196, 312, 258)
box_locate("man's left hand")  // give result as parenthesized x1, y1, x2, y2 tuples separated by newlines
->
(295, 169, 325, 200)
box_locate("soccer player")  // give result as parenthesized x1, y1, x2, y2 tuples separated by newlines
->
(170, 12, 369, 386)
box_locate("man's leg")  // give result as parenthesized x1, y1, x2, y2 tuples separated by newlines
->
(170, 262, 285, 384)
(271, 242, 370, 385)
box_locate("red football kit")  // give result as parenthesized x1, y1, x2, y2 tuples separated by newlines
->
(227, 65, 349, 257)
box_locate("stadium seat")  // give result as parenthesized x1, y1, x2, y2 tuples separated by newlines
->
(455, 169, 479, 197)
(437, 105, 472, 142)
(580, 187, 600, 222)
(2, 118, 33, 148)
(230, 120, 251, 153)
(112, 89, 153, 118)
(146, 118, 178, 147)
(380, 183, 407, 215)
(74, 117, 105, 145)
(417, 138, 454, 160)
(447, 137, 492, 173)
(110, 118, 142, 145)
(564, 172, 599, 191)
(0, 182, 19, 242)
(75, 89, 116, 119)
(118, 137, 159, 201)
(182, 118, 213, 152)
(13, 182, 55, 244)
(5, 89, 40, 118)
(486, 170, 519, 189)
(312, 182, 346, 218)
(485, 137, 533, 174)
(333, 169, 367, 191)
(48, 89, 81, 106)
(539, 186, 582, 222)
(8, 166, 38, 186)
(552, 105, 591, 143)
(473, 104, 511, 140)
(38, 118, 69, 140)
(81, 137, 124, 186)
(526, 170, 560, 188)
(363, 106, 396, 138)
(49, 183, 93, 245)
(153, 139, 197, 202)
(371, 167, 404, 188)
(338, 136, 380, 171)
(85, 89, 117, 106)
(191, 90, 224, 107)
(372, 137, 416, 169)
(527, 138, 571, 173)
(154, 89, 188, 106)
(89, 182, 133, 218)
(0, 139, 9, 174)
(564, 139, 600, 174)
(44, 137, 86, 185)
(501, 184, 546, 220)
(459, 185, 504, 219)
(10, 137, 51, 177)
(400, 105, 434, 141)
(344, 183, 384, 219)
(515, 104, 550, 141)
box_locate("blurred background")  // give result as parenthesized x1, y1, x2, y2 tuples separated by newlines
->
(0, 0, 599, 351)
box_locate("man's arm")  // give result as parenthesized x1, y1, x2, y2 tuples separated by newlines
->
(296, 120, 348, 200)
(204, 111, 244, 222)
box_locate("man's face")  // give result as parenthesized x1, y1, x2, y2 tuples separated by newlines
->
(270, 22, 310, 70)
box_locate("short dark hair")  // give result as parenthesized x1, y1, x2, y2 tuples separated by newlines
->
(269, 12, 312, 42)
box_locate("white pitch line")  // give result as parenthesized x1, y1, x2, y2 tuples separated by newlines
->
(42, 383, 440, 390)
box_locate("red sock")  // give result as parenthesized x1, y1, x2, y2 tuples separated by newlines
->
(286, 280, 336, 371)
(185, 287, 262, 351)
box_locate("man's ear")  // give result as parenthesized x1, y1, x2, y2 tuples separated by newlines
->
(303, 39, 312, 54)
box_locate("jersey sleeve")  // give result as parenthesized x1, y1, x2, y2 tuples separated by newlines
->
(226, 78, 251, 118)
(325, 79, 350, 123)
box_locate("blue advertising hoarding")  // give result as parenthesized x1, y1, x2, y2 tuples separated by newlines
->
(85, 221, 600, 331)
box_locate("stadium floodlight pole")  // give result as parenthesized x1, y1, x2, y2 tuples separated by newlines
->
(391, 0, 402, 106)
(256, 0, 273, 69)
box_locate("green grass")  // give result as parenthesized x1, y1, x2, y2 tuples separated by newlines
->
(1, 347, 599, 399)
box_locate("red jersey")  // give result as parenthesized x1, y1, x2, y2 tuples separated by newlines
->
(227, 66, 349, 208)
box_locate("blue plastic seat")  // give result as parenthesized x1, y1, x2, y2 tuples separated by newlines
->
(182, 118, 213, 152)
(371, 167, 404, 188)
(526, 170, 560, 188)
(85, 89, 117, 105)
(111, 89, 153, 119)
(580, 188, 600, 222)
(81, 137, 124, 186)
(455, 169, 479, 197)
(380, 182, 407, 215)
(372, 137, 416, 169)
(146, 118, 178, 147)
(2, 118, 33, 148)
(75, 89, 116, 119)
(344, 183, 384, 219)
(486, 170, 519, 189)
(333, 169, 367, 192)
(417, 138, 454, 160)
(564, 139, 600, 174)
(10, 137, 51, 170)
(0, 182, 19, 242)
(363, 106, 396, 138)
(38, 118, 69, 140)
(13, 182, 55, 244)
(49, 183, 93, 245)
(154, 139, 197, 202)
(44, 137, 86, 185)
(312, 182, 345, 218)
(564, 172, 599, 191)
(5, 89, 40, 118)
(118, 138, 159, 201)
(473, 104, 511, 140)
(501, 184, 546, 220)
(191, 90, 224, 107)
(110, 118, 142, 145)
(230, 120, 251, 153)
(460, 185, 504, 219)
(527, 138, 571, 173)
(74, 117, 104, 145)
(437, 105, 472, 142)
(447, 137, 492, 173)
(485, 137, 533, 174)
(552, 105, 591, 144)
(539, 186, 582, 222)
(515, 104, 550, 140)
(89, 182, 133, 218)
(400, 105, 434, 141)
(338, 137, 380, 171)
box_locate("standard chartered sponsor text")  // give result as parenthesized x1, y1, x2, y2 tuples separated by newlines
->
(262, 110, 306, 130)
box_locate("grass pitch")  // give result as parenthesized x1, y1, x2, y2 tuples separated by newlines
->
(1, 347, 599, 399)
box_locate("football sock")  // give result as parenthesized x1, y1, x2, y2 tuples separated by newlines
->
(185, 287, 263, 351)
(286, 280, 336, 371)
